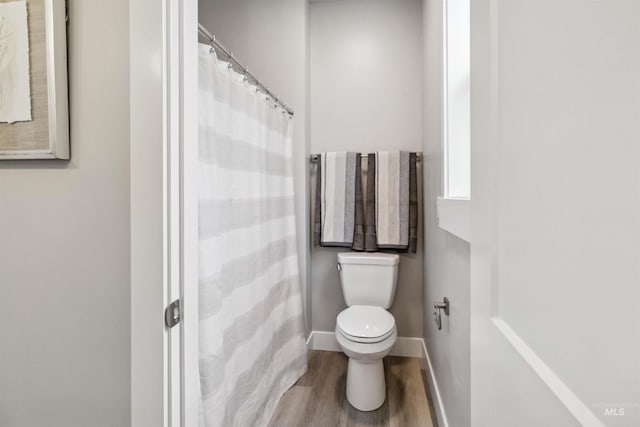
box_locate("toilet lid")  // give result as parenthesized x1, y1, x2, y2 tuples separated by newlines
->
(336, 305, 396, 343)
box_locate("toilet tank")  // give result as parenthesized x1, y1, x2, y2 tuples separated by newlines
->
(337, 252, 399, 308)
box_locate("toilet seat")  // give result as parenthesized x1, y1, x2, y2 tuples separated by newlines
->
(336, 305, 396, 344)
(337, 325, 396, 344)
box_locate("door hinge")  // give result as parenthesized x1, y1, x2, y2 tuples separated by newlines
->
(165, 299, 181, 328)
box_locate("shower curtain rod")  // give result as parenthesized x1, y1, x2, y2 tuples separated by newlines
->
(309, 153, 423, 163)
(198, 23, 295, 116)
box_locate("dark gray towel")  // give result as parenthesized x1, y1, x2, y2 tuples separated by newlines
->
(313, 154, 322, 247)
(364, 153, 378, 251)
(408, 153, 418, 253)
(351, 153, 365, 250)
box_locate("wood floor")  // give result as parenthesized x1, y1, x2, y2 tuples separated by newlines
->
(268, 350, 436, 427)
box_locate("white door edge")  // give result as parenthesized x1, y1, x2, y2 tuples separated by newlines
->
(130, 0, 169, 425)
(130, 0, 198, 426)
(180, 0, 200, 426)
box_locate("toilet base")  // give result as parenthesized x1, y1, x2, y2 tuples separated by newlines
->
(346, 357, 386, 411)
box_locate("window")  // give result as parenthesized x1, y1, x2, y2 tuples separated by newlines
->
(437, 0, 470, 242)
(443, 0, 470, 199)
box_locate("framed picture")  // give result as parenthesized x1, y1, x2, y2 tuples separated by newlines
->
(0, 0, 69, 159)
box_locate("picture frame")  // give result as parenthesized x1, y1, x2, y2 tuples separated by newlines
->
(0, 0, 69, 160)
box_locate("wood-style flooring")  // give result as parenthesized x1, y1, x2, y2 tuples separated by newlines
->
(268, 350, 436, 427)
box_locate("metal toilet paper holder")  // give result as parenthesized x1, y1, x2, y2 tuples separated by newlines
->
(433, 297, 450, 330)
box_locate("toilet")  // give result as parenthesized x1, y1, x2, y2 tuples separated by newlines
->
(334, 252, 399, 411)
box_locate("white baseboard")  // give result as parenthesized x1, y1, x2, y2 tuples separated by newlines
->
(389, 336, 425, 358)
(420, 340, 449, 427)
(306, 331, 425, 360)
(307, 331, 342, 352)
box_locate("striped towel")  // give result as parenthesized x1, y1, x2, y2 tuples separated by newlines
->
(314, 152, 360, 247)
(375, 151, 417, 252)
(363, 154, 378, 251)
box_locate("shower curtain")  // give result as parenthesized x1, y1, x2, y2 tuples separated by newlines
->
(198, 44, 307, 427)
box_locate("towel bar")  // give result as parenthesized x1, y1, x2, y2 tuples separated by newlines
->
(309, 153, 422, 163)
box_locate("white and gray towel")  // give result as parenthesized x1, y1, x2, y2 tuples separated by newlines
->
(375, 151, 413, 250)
(314, 152, 360, 247)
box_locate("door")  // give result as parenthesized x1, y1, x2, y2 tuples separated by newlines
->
(470, 1, 640, 426)
(130, 0, 199, 425)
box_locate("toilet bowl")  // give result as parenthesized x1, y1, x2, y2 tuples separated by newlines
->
(335, 305, 397, 411)
(335, 252, 400, 411)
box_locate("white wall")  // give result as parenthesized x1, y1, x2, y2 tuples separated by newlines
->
(471, 0, 640, 425)
(198, 0, 311, 335)
(309, 0, 424, 337)
(0, 0, 131, 425)
(422, 1, 470, 426)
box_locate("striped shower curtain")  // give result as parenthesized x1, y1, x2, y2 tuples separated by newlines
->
(198, 44, 307, 427)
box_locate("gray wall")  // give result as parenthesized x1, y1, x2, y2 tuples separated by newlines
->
(422, 0, 470, 426)
(199, 0, 311, 335)
(0, 0, 131, 426)
(309, 0, 424, 337)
